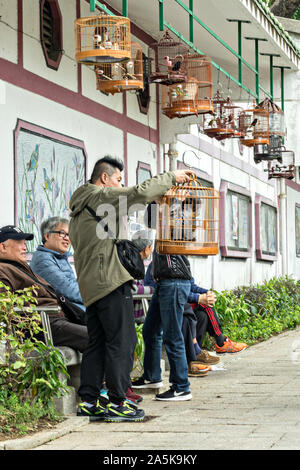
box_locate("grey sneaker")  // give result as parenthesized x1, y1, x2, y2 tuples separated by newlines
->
(155, 388, 192, 401)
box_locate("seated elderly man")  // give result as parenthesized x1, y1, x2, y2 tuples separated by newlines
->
(0, 225, 88, 352)
(30, 216, 85, 311)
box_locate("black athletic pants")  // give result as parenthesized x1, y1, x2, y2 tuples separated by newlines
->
(78, 282, 137, 405)
(193, 304, 226, 347)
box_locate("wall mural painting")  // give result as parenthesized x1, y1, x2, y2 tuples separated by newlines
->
(16, 129, 86, 252)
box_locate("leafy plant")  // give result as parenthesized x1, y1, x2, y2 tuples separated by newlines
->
(211, 276, 300, 346)
(133, 323, 145, 373)
(0, 281, 69, 408)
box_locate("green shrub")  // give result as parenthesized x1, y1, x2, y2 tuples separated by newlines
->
(209, 276, 300, 346)
(133, 323, 145, 371)
(0, 392, 63, 436)
(0, 281, 70, 435)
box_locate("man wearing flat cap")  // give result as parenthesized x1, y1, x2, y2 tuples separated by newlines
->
(0, 225, 88, 352)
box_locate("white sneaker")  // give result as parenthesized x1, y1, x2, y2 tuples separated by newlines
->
(155, 389, 192, 401)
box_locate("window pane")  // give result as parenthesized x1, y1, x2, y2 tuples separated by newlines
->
(260, 204, 268, 252)
(268, 207, 276, 254)
(226, 191, 249, 250)
(137, 168, 151, 184)
(238, 197, 249, 249)
(260, 203, 276, 255)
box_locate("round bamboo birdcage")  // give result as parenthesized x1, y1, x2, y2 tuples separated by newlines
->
(258, 98, 286, 137)
(148, 30, 189, 85)
(75, 14, 131, 65)
(185, 54, 213, 114)
(161, 79, 199, 118)
(95, 42, 143, 94)
(253, 135, 284, 163)
(203, 90, 239, 140)
(239, 106, 269, 147)
(156, 176, 220, 255)
(267, 150, 295, 180)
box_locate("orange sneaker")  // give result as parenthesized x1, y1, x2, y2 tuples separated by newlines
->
(216, 338, 248, 354)
(188, 362, 211, 377)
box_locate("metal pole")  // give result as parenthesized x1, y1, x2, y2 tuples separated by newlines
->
(273, 66, 291, 112)
(227, 19, 251, 86)
(260, 53, 281, 101)
(279, 178, 287, 275)
(168, 143, 178, 171)
(122, 0, 128, 17)
(189, 0, 194, 43)
(245, 37, 267, 103)
(159, 0, 164, 31)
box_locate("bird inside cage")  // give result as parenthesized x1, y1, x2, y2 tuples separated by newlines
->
(164, 54, 184, 73)
(111, 63, 123, 80)
(94, 26, 109, 49)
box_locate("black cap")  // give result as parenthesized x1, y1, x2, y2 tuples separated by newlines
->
(0, 225, 34, 243)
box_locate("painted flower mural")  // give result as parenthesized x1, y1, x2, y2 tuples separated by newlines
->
(16, 129, 86, 252)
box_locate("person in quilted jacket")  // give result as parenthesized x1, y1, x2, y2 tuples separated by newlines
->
(30, 217, 85, 311)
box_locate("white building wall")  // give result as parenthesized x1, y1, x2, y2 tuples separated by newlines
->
(0, 0, 18, 64)
(286, 184, 300, 277)
(0, 81, 124, 227)
(0, 0, 299, 289)
(23, 0, 78, 92)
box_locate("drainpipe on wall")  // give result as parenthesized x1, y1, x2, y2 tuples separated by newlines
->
(168, 142, 178, 171)
(279, 178, 287, 275)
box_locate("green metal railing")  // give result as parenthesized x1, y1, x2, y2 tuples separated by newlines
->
(89, 0, 289, 105)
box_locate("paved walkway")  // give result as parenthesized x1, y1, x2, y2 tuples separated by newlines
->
(2, 327, 300, 451)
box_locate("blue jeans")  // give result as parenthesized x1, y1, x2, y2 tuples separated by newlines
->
(142, 279, 191, 393)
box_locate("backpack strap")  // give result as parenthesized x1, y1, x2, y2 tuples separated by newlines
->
(85, 205, 117, 239)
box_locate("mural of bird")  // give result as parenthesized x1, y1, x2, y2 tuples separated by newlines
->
(27, 144, 40, 171)
(43, 168, 54, 192)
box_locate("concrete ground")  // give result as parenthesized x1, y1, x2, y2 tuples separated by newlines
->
(2, 326, 300, 451)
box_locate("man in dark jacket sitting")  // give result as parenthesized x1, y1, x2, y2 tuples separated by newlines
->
(0, 225, 88, 353)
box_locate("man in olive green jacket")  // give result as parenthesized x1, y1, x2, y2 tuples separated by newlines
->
(69, 155, 193, 423)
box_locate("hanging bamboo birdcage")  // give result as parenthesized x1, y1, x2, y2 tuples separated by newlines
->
(75, 14, 131, 65)
(203, 90, 242, 140)
(258, 98, 286, 137)
(156, 176, 220, 255)
(267, 150, 295, 180)
(161, 78, 199, 118)
(239, 105, 269, 147)
(95, 42, 143, 94)
(185, 54, 213, 114)
(253, 135, 284, 163)
(148, 30, 188, 85)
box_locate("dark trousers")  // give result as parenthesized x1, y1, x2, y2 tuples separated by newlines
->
(49, 316, 88, 353)
(78, 282, 137, 405)
(193, 304, 226, 347)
